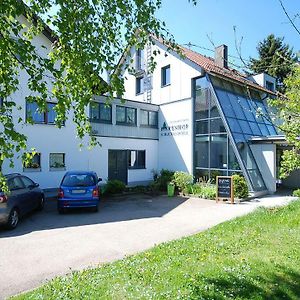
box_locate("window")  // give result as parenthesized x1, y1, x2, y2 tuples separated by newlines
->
(50, 153, 65, 169)
(23, 153, 41, 170)
(136, 77, 143, 95)
(266, 81, 274, 91)
(136, 48, 144, 70)
(116, 106, 137, 126)
(161, 65, 170, 86)
(140, 110, 158, 127)
(128, 150, 146, 169)
(20, 176, 35, 188)
(26, 101, 57, 124)
(90, 102, 112, 123)
(8, 177, 24, 191)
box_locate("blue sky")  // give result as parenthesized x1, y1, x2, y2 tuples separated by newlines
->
(157, 0, 299, 68)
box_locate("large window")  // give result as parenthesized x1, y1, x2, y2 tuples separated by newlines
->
(136, 77, 143, 95)
(26, 101, 57, 124)
(90, 102, 112, 123)
(50, 153, 65, 169)
(128, 150, 146, 169)
(140, 110, 158, 127)
(23, 153, 41, 170)
(161, 65, 170, 87)
(194, 76, 241, 184)
(116, 106, 137, 126)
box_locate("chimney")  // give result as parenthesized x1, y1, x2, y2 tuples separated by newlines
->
(215, 44, 228, 68)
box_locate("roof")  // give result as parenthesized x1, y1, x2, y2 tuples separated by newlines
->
(179, 46, 275, 95)
(151, 36, 275, 95)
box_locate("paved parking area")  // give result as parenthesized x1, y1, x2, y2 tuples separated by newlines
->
(0, 193, 296, 299)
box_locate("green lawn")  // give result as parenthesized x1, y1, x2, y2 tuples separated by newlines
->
(15, 200, 300, 300)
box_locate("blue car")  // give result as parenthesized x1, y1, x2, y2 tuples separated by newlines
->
(57, 171, 102, 214)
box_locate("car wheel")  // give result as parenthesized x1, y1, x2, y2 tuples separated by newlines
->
(6, 208, 19, 230)
(37, 195, 45, 211)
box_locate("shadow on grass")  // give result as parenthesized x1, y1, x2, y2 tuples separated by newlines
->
(187, 265, 300, 299)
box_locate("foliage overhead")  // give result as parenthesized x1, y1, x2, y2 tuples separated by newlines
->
(249, 34, 296, 88)
(269, 66, 300, 178)
(0, 0, 197, 190)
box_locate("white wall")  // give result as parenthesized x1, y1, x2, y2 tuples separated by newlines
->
(158, 99, 193, 174)
(123, 40, 203, 105)
(250, 143, 276, 193)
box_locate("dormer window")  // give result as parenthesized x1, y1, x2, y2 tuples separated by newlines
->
(266, 81, 274, 92)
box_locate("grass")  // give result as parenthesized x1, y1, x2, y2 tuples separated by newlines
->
(14, 200, 300, 300)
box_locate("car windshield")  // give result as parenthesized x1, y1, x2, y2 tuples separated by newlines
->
(62, 174, 96, 187)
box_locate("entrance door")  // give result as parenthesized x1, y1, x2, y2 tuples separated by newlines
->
(108, 150, 128, 184)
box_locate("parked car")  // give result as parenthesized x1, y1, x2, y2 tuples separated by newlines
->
(57, 171, 102, 213)
(0, 173, 44, 229)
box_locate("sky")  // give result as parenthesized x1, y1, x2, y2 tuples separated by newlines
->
(157, 0, 300, 69)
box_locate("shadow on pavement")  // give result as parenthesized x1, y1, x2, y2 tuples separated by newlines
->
(0, 194, 187, 238)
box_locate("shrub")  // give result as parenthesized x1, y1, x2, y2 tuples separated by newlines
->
(155, 169, 174, 191)
(103, 180, 126, 195)
(292, 189, 300, 197)
(190, 183, 202, 195)
(232, 174, 249, 199)
(201, 184, 217, 199)
(173, 171, 193, 192)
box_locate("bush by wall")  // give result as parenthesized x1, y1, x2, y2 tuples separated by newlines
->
(173, 171, 193, 192)
(103, 179, 126, 195)
(232, 174, 249, 199)
(155, 169, 175, 191)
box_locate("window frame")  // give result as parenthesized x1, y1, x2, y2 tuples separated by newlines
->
(128, 150, 146, 169)
(116, 105, 137, 126)
(23, 153, 41, 171)
(136, 48, 144, 70)
(140, 109, 158, 128)
(49, 153, 66, 170)
(26, 101, 58, 125)
(136, 76, 143, 95)
(90, 102, 112, 124)
(161, 65, 170, 87)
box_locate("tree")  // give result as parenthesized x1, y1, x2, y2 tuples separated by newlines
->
(0, 0, 192, 190)
(269, 66, 300, 179)
(249, 34, 296, 88)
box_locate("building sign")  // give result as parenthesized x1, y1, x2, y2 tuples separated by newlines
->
(216, 176, 234, 204)
(160, 119, 189, 137)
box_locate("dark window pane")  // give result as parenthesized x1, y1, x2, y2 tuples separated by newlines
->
(136, 77, 143, 94)
(195, 120, 208, 135)
(128, 150, 145, 169)
(238, 120, 253, 135)
(138, 151, 145, 168)
(116, 106, 125, 123)
(228, 142, 241, 170)
(258, 123, 269, 136)
(195, 88, 210, 119)
(27, 102, 45, 123)
(140, 110, 148, 125)
(161, 65, 170, 86)
(215, 89, 235, 118)
(149, 111, 158, 126)
(227, 117, 242, 133)
(267, 125, 277, 135)
(47, 103, 56, 124)
(230, 94, 246, 119)
(50, 153, 65, 168)
(90, 102, 100, 120)
(210, 95, 220, 118)
(126, 108, 136, 125)
(210, 134, 227, 169)
(210, 118, 226, 133)
(100, 103, 111, 122)
(195, 136, 209, 168)
(249, 122, 261, 135)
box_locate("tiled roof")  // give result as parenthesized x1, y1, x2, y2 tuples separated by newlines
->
(179, 46, 274, 94)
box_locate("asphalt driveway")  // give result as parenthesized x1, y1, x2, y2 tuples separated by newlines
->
(0, 193, 296, 299)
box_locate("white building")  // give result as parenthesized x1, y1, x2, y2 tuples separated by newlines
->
(3, 23, 297, 195)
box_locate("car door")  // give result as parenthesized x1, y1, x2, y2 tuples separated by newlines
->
(20, 176, 39, 210)
(7, 177, 27, 216)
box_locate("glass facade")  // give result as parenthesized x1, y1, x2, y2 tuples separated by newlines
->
(193, 75, 278, 191)
(194, 76, 241, 184)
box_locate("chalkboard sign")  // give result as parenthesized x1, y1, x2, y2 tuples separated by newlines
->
(216, 176, 234, 204)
